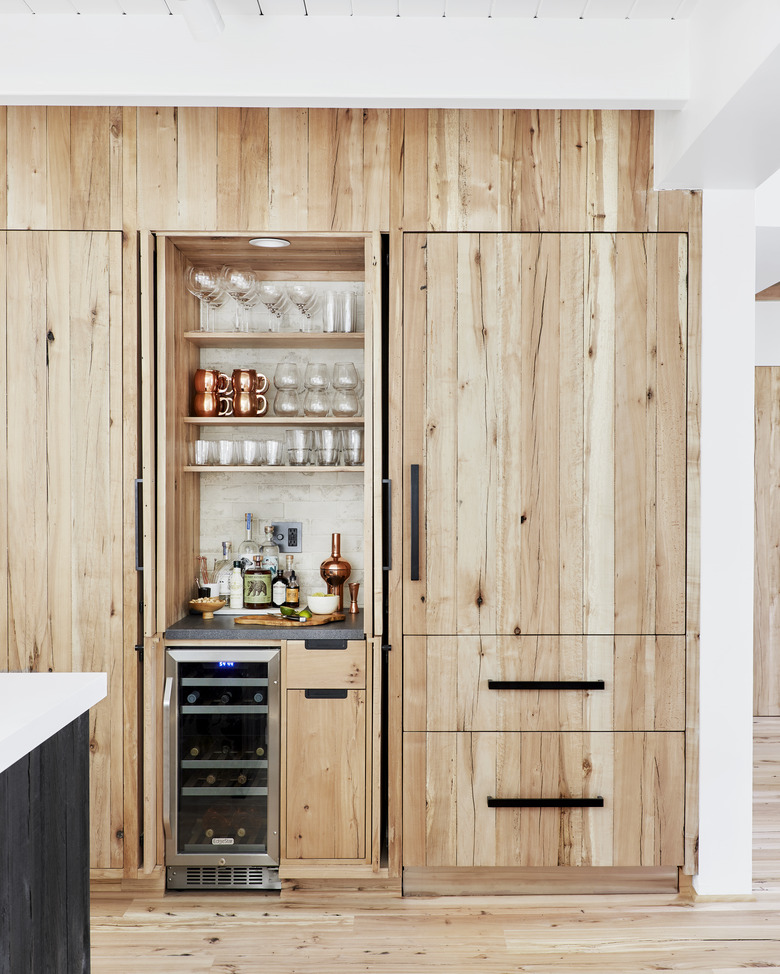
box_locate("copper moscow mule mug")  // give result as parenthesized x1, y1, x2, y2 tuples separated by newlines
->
(193, 392, 233, 418)
(194, 369, 231, 394)
(233, 392, 268, 418)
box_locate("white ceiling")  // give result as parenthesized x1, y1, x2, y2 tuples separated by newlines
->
(0, 0, 700, 17)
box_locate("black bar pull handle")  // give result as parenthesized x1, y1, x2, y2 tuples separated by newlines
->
(304, 639, 348, 650)
(382, 478, 392, 571)
(487, 680, 605, 691)
(304, 689, 348, 700)
(410, 464, 420, 581)
(487, 797, 604, 809)
(134, 478, 143, 572)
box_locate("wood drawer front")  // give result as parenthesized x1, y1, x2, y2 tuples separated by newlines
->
(403, 635, 685, 732)
(285, 639, 365, 689)
(402, 732, 685, 869)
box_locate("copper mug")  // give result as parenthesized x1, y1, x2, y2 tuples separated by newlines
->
(193, 391, 233, 418)
(231, 369, 269, 396)
(233, 391, 268, 418)
(194, 369, 231, 395)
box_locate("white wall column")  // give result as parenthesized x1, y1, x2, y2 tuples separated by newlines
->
(696, 190, 755, 895)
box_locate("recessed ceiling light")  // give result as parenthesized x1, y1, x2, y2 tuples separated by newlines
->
(249, 237, 291, 248)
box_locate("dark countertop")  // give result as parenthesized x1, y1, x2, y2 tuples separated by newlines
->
(165, 609, 365, 642)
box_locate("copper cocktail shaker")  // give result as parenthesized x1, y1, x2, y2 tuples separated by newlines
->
(320, 533, 351, 611)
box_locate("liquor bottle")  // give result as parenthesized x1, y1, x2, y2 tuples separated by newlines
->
(320, 532, 351, 611)
(214, 689, 233, 705)
(260, 524, 280, 574)
(271, 562, 287, 607)
(213, 541, 234, 599)
(229, 561, 243, 608)
(284, 554, 299, 609)
(185, 689, 201, 704)
(243, 555, 272, 610)
(237, 513, 260, 570)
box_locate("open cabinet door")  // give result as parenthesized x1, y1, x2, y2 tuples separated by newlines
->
(139, 230, 163, 874)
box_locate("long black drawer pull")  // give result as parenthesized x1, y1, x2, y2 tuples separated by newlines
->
(304, 689, 348, 700)
(487, 797, 604, 809)
(410, 464, 420, 581)
(487, 680, 605, 691)
(304, 639, 348, 650)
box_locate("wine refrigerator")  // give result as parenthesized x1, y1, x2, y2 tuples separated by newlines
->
(163, 647, 281, 890)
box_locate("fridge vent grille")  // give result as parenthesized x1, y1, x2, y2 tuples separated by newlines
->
(181, 866, 280, 890)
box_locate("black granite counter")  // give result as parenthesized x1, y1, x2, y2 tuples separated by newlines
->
(165, 609, 365, 642)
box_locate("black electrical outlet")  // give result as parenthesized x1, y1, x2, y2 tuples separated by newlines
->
(273, 522, 302, 553)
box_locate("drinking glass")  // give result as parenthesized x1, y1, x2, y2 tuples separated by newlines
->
(304, 362, 330, 390)
(340, 290, 357, 333)
(217, 440, 236, 465)
(315, 427, 341, 467)
(185, 266, 227, 332)
(273, 389, 301, 417)
(332, 362, 359, 390)
(342, 427, 364, 466)
(265, 438, 285, 466)
(239, 440, 264, 465)
(285, 429, 313, 467)
(191, 439, 214, 466)
(323, 290, 341, 333)
(288, 284, 319, 332)
(303, 388, 331, 417)
(257, 283, 291, 332)
(222, 266, 260, 333)
(331, 388, 359, 417)
(273, 362, 301, 390)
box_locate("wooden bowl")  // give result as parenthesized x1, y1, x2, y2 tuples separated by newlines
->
(188, 597, 226, 620)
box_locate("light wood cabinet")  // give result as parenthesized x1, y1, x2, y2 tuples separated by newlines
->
(403, 635, 685, 732)
(402, 232, 687, 637)
(403, 731, 685, 869)
(0, 231, 135, 875)
(285, 688, 367, 860)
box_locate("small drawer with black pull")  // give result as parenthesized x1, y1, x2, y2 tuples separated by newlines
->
(285, 638, 365, 689)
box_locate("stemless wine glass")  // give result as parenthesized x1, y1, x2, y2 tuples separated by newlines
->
(273, 362, 301, 390)
(185, 266, 227, 332)
(331, 388, 359, 417)
(222, 266, 260, 332)
(332, 362, 359, 390)
(288, 284, 320, 332)
(273, 389, 301, 418)
(303, 387, 330, 417)
(304, 363, 330, 390)
(257, 283, 291, 332)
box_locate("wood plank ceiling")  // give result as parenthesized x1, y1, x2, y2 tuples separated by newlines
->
(1, 0, 701, 18)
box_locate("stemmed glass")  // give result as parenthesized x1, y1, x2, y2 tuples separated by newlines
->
(288, 284, 319, 332)
(257, 283, 291, 333)
(222, 266, 260, 332)
(184, 266, 227, 332)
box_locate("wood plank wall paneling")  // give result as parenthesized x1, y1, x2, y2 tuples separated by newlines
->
(5, 107, 119, 231)
(0, 232, 5, 673)
(755, 366, 780, 716)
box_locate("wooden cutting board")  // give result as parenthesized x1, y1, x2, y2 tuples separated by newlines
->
(233, 613, 346, 627)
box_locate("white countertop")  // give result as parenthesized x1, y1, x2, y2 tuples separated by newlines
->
(0, 672, 107, 774)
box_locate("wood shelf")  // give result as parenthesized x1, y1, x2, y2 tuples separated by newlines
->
(184, 465, 363, 473)
(184, 331, 364, 349)
(184, 416, 363, 426)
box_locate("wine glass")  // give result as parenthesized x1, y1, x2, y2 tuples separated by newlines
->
(288, 284, 319, 332)
(257, 283, 291, 332)
(184, 266, 227, 332)
(222, 266, 260, 333)
(331, 388, 359, 417)
(273, 362, 301, 390)
(332, 361, 359, 390)
(304, 363, 330, 390)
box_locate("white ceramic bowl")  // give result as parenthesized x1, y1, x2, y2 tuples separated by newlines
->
(307, 593, 339, 614)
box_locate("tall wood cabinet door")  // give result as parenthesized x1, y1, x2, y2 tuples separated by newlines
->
(285, 689, 366, 860)
(402, 232, 687, 636)
(2, 231, 131, 872)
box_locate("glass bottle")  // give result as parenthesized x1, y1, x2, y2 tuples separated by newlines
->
(284, 554, 299, 609)
(229, 561, 243, 609)
(271, 561, 287, 608)
(244, 555, 272, 610)
(237, 513, 260, 569)
(213, 541, 234, 599)
(260, 524, 280, 573)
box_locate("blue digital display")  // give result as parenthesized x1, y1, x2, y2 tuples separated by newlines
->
(217, 661, 236, 668)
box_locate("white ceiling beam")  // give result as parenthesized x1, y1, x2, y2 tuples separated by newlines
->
(629, 0, 681, 18)
(490, 0, 539, 15)
(536, 0, 586, 18)
(0, 15, 688, 106)
(352, 0, 397, 15)
(397, 0, 443, 15)
(259, 0, 304, 12)
(219, 0, 259, 14)
(655, 0, 780, 188)
(445, 0, 491, 15)
(302, 0, 349, 13)
(581, 0, 633, 17)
